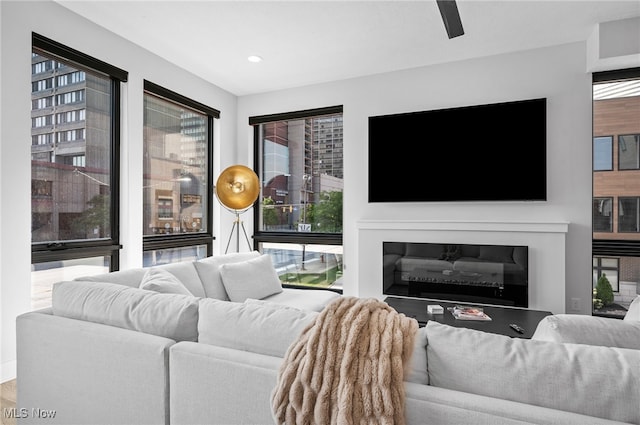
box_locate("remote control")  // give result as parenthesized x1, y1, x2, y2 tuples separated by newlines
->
(509, 323, 525, 334)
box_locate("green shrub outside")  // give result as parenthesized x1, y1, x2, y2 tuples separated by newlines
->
(595, 273, 614, 307)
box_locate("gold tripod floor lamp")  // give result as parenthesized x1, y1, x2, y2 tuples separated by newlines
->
(215, 165, 260, 253)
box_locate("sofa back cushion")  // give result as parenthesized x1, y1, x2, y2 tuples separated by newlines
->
(74, 261, 205, 297)
(75, 268, 147, 288)
(52, 280, 199, 342)
(625, 294, 640, 322)
(193, 251, 261, 300)
(198, 298, 318, 357)
(425, 321, 640, 424)
(532, 314, 640, 349)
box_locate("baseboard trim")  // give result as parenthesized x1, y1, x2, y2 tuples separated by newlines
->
(1, 360, 16, 383)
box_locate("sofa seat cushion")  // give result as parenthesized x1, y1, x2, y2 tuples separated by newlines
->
(425, 321, 640, 424)
(52, 280, 199, 342)
(261, 287, 341, 312)
(198, 298, 318, 358)
(532, 314, 640, 349)
(193, 251, 261, 300)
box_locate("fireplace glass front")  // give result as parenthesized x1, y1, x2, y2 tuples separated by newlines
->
(383, 242, 528, 307)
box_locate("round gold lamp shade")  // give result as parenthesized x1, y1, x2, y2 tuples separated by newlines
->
(215, 165, 260, 211)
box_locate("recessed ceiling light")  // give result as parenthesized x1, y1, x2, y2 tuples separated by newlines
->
(247, 55, 263, 63)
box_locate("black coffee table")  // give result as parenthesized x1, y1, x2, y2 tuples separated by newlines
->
(384, 296, 552, 339)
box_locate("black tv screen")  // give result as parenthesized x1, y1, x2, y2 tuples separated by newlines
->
(368, 98, 547, 202)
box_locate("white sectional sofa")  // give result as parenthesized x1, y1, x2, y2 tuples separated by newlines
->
(16, 252, 640, 425)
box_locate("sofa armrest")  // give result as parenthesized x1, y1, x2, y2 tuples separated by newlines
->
(170, 342, 280, 425)
(17, 311, 174, 425)
(532, 314, 640, 349)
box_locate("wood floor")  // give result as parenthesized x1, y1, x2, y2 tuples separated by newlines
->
(1, 380, 17, 425)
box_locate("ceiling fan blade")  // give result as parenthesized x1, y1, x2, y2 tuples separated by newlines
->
(436, 0, 465, 39)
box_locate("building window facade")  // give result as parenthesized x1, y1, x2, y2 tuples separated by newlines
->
(142, 80, 218, 266)
(592, 68, 640, 317)
(594, 136, 613, 171)
(251, 106, 344, 291)
(593, 197, 613, 232)
(618, 197, 640, 232)
(619, 134, 640, 170)
(30, 33, 127, 310)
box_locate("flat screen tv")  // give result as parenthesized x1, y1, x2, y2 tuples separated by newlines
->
(368, 98, 547, 202)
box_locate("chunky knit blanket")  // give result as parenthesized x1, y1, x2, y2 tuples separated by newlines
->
(271, 296, 418, 425)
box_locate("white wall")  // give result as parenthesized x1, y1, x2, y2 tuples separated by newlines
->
(0, 0, 238, 382)
(237, 42, 594, 316)
(2, 1, 635, 384)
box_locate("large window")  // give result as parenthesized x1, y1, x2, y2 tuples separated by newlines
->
(30, 33, 127, 309)
(251, 106, 343, 291)
(592, 68, 640, 318)
(142, 81, 218, 266)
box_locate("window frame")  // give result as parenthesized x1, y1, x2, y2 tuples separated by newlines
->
(618, 196, 640, 233)
(618, 134, 640, 170)
(250, 106, 344, 292)
(250, 105, 344, 247)
(31, 32, 126, 268)
(141, 80, 218, 258)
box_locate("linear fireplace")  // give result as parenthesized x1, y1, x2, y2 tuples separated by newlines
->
(383, 242, 528, 307)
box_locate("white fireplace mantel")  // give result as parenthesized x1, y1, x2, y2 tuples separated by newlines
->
(356, 219, 570, 314)
(357, 219, 569, 234)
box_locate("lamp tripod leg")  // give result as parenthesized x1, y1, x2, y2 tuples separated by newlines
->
(225, 218, 239, 254)
(240, 220, 252, 251)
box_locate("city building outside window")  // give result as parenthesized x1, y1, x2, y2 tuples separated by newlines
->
(592, 69, 640, 318)
(251, 106, 343, 291)
(30, 33, 127, 310)
(142, 81, 218, 266)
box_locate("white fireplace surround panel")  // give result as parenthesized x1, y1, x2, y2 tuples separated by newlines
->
(357, 220, 569, 314)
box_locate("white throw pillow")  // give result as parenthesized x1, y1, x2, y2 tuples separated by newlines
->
(219, 254, 283, 302)
(532, 314, 640, 349)
(624, 294, 640, 322)
(193, 251, 261, 300)
(139, 268, 193, 295)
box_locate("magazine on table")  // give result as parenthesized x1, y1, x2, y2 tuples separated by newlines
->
(449, 305, 492, 321)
